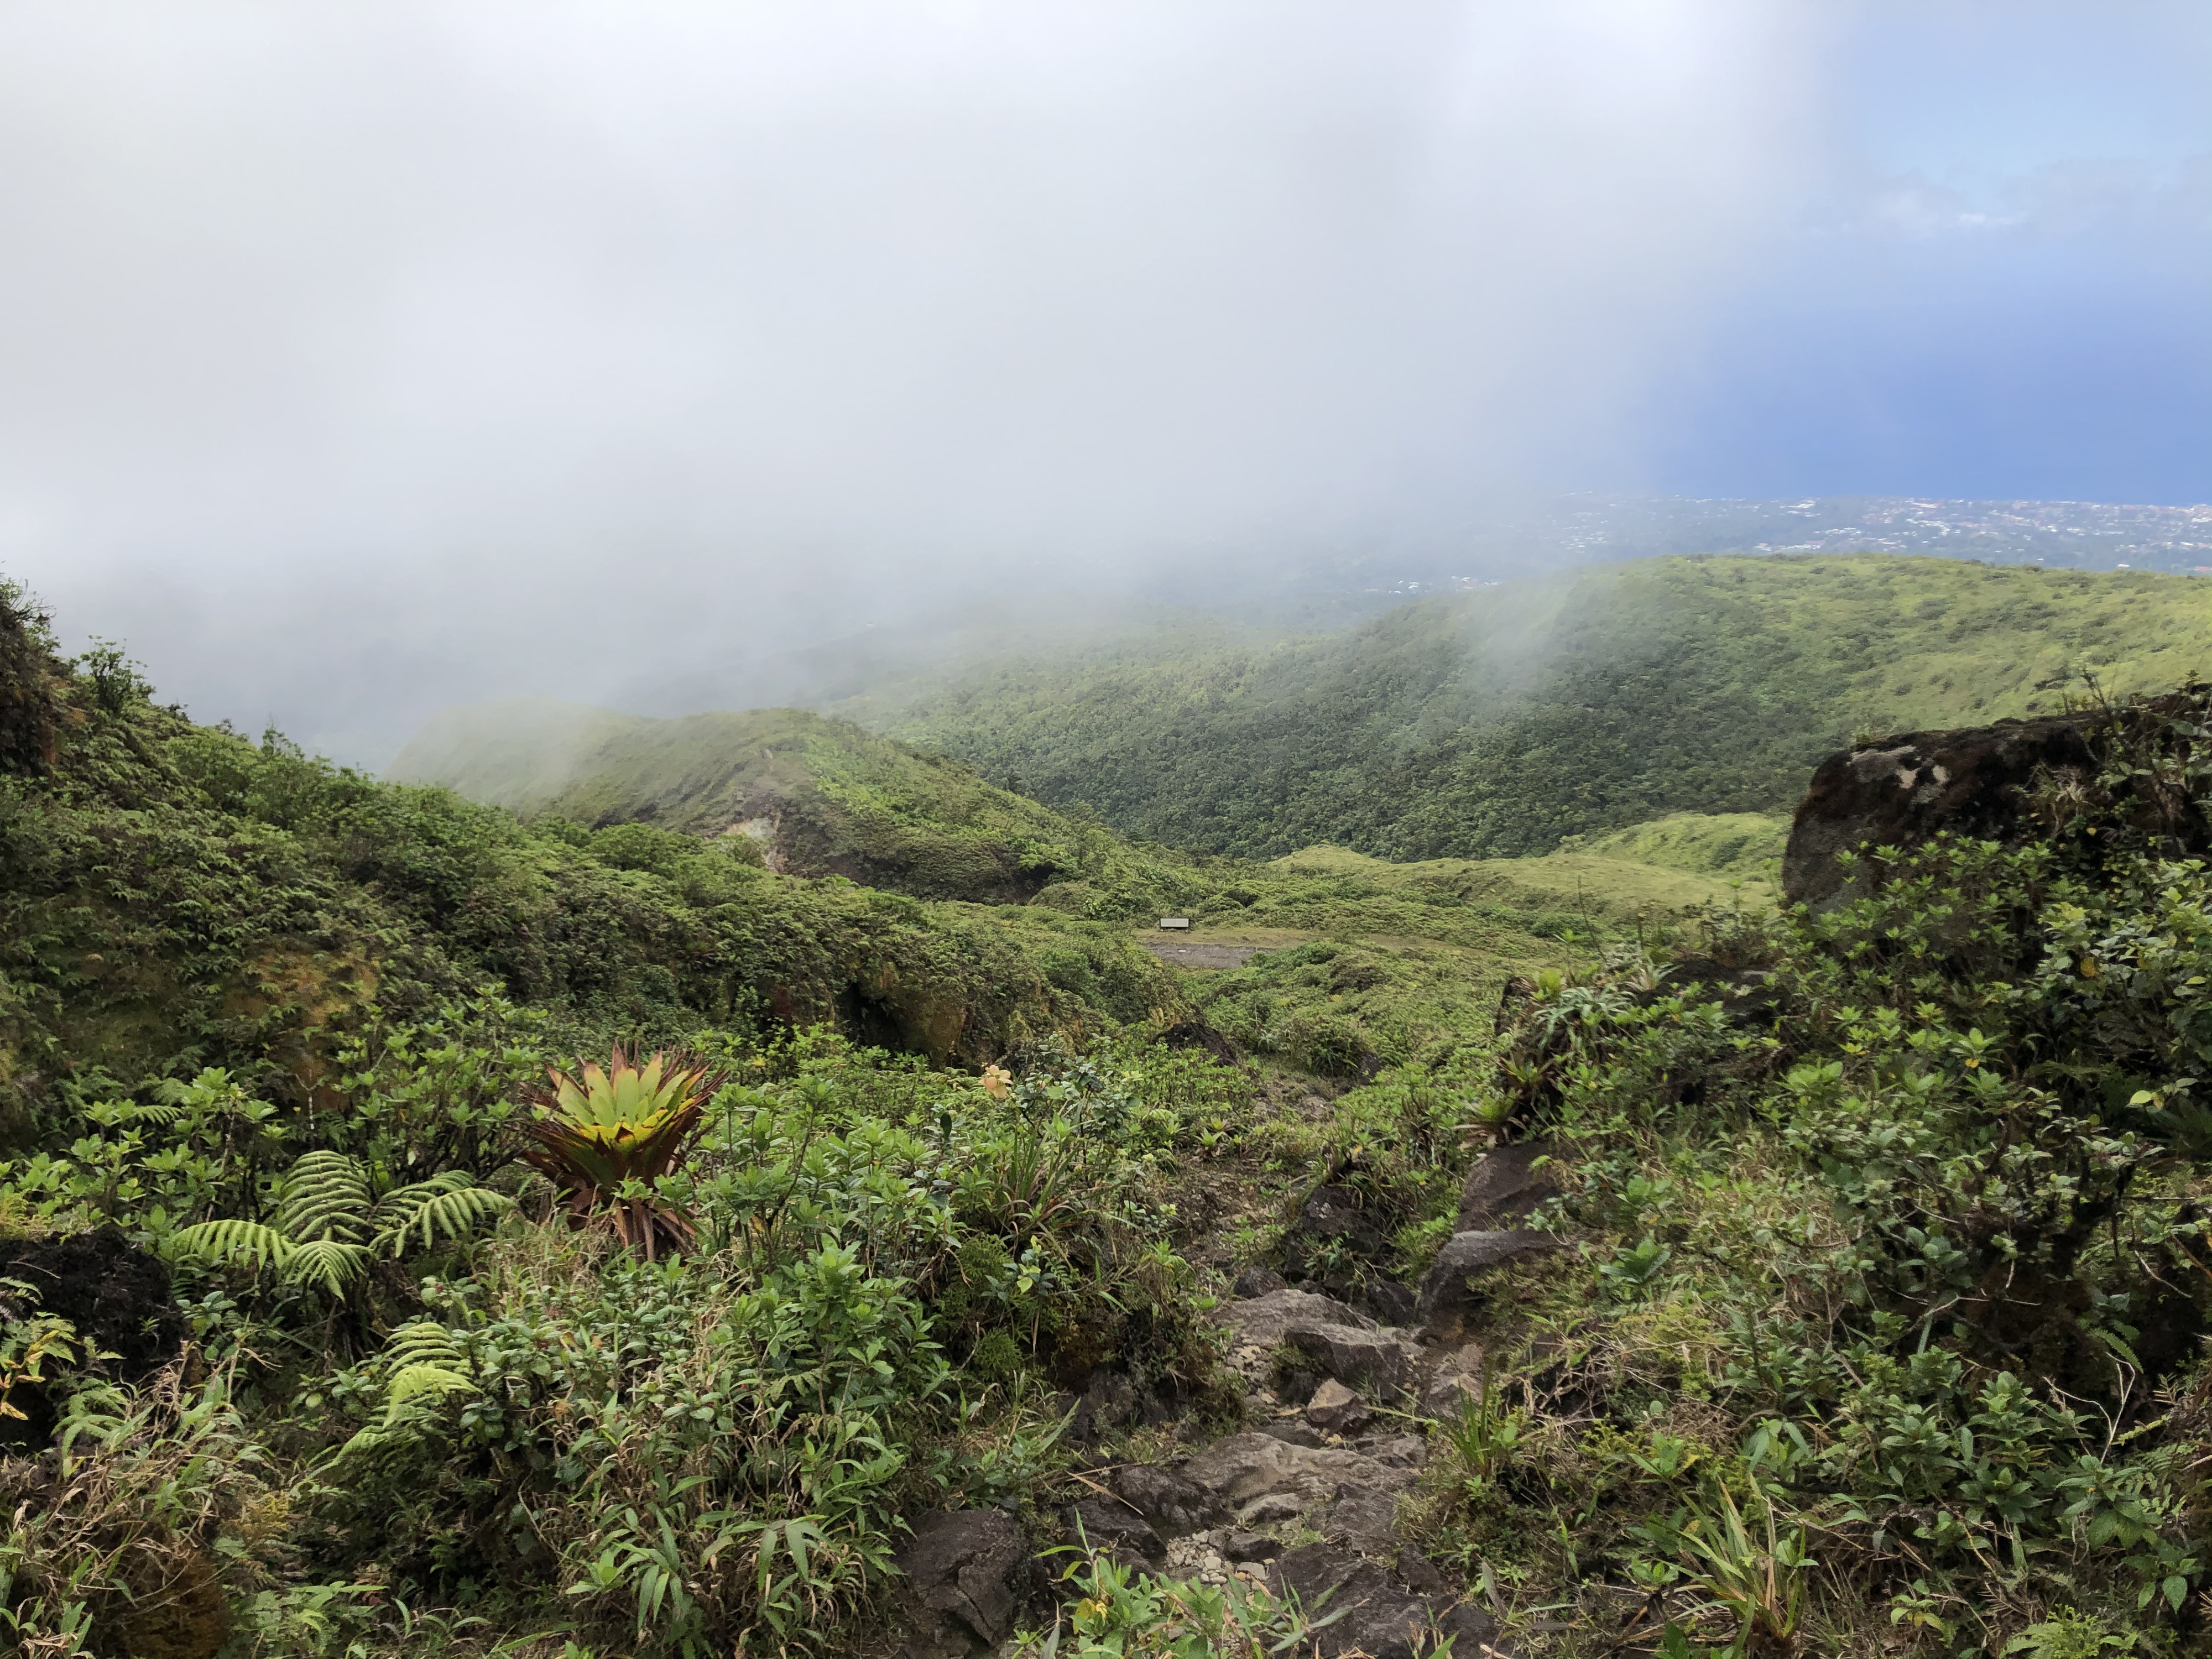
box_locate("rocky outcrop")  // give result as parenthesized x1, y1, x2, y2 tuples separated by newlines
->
(1456, 1140, 1557, 1232)
(1178, 1432, 1418, 1528)
(1211, 1287, 1423, 1405)
(1285, 1323, 1418, 1402)
(1416, 1229, 1563, 1328)
(1279, 1183, 1391, 1299)
(1211, 1286, 1374, 1348)
(1305, 1378, 1370, 1433)
(892, 1509, 1030, 1658)
(1782, 712, 2101, 909)
(1064, 1498, 1167, 1569)
(1111, 1464, 1227, 1538)
(1230, 1265, 1287, 1300)
(1419, 1341, 1489, 1419)
(1106, 1478, 1230, 1540)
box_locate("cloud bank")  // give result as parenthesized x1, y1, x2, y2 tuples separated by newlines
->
(0, 1, 1829, 760)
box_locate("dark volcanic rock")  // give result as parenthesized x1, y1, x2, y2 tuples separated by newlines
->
(1220, 1528, 1272, 1563)
(1211, 1287, 1374, 1348)
(1783, 713, 2100, 909)
(1111, 1464, 1225, 1538)
(1071, 1369, 1137, 1439)
(1268, 1542, 1502, 1659)
(1456, 1141, 1558, 1232)
(1420, 1341, 1489, 1419)
(1065, 1498, 1165, 1568)
(1179, 1433, 1413, 1520)
(1285, 1323, 1416, 1402)
(893, 1509, 1029, 1658)
(1319, 1484, 1400, 1549)
(1305, 1377, 1370, 1433)
(1231, 1265, 1288, 1300)
(1359, 1278, 1417, 1326)
(1416, 1229, 1564, 1328)
(1281, 1183, 1390, 1290)
(0, 1225, 185, 1448)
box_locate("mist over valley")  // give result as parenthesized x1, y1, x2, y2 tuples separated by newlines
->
(6, 6, 2212, 1655)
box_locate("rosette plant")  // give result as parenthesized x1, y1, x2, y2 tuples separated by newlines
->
(520, 1047, 726, 1259)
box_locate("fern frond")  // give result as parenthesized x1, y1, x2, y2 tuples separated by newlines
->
(281, 1238, 370, 1297)
(382, 1320, 467, 1373)
(384, 1361, 476, 1416)
(372, 1175, 513, 1258)
(170, 1219, 293, 1273)
(335, 1351, 475, 1463)
(278, 1150, 373, 1243)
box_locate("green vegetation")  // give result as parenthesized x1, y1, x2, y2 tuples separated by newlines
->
(397, 700, 1218, 915)
(0, 591, 1191, 1110)
(880, 554, 2212, 858)
(1392, 688, 2212, 1653)
(1559, 810, 1790, 882)
(19, 560, 2212, 1657)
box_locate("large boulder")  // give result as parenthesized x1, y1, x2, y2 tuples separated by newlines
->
(1212, 1288, 1421, 1399)
(1456, 1141, 1558, 1232)
(1268, 1542, 1504, 1659)
(1783, 713, 2101, 909)
(1212, 1286, 1374, 1346)
(1110, 1464, 1226, 1538)
(1284, 1323, 1417, 1403)
(1063, 1498, 1166, 1569)
(1415, 1229, 1563, 1328)
(892, 1509, 1029, 1658)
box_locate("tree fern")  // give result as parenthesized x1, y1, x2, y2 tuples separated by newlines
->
(277, 1150, 374, 1244)
(170, 1219, 293, 1274)
(176, 1154, 505, 1304)
(372, 1173, 513, 1258)
(337, 1322, 475, 1460)
(382, 1321, 467, 1374)
(285, 1238, 371, 1297)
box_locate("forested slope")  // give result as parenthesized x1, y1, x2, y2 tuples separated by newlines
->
(393, 700, 1213, 911)
(880, 554, 2212, 858)
(0, 593, 1188, 1114)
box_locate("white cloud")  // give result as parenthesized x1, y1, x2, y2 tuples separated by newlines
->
(0, 1, 1823, 759)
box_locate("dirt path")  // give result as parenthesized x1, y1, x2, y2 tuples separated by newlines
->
(1142, 941, 1264, 969)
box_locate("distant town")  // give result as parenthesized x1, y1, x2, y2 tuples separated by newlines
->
(1354, 493, 2212, 601)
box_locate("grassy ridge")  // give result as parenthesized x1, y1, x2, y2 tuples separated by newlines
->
(395, 702, 1221, 913)
(879, 554, 2212, 858)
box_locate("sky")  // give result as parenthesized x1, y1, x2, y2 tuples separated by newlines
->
(1, 1, 2206, 762)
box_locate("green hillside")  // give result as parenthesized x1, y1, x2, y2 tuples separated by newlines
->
(384, 675, 1791, 1083)
(879, 553, 2212, 858)
(398, 700, 1220, 913)
(0, 595, 1204, 1113)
